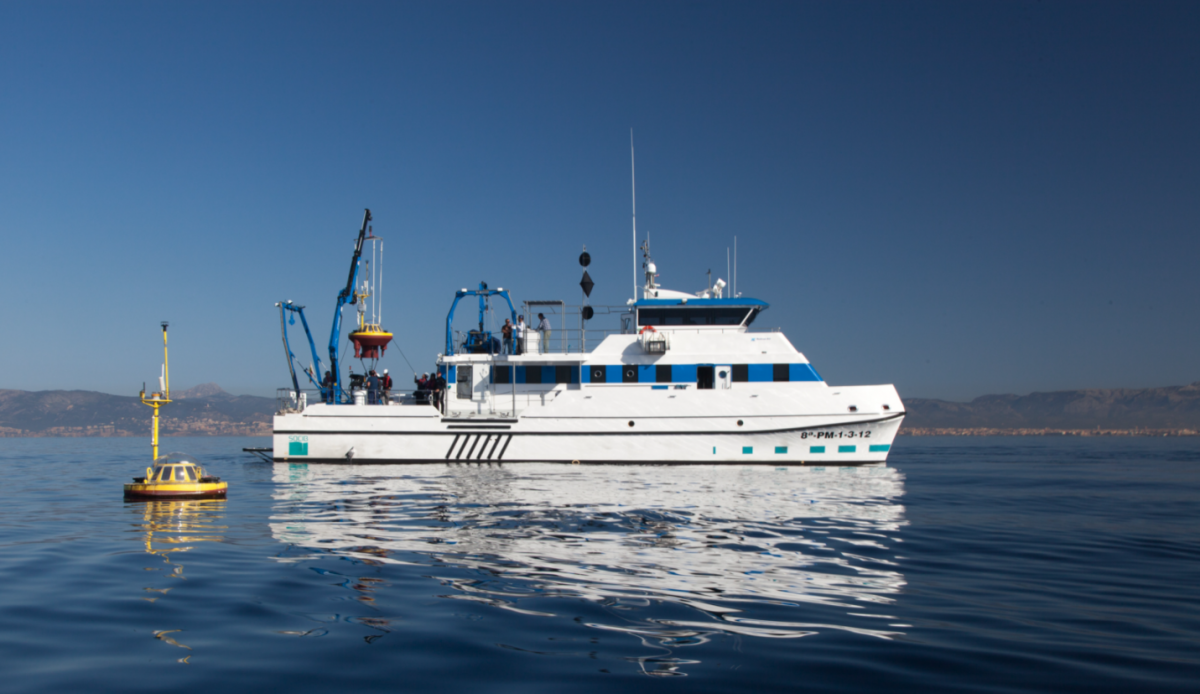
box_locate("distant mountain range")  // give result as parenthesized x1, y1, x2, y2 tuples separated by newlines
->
(904, 383, 1200, 431)
(0, 383, 273, 437)
(3, 382, 1200, 437)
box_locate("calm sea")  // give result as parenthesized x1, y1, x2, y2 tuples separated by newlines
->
(0, 436, 1196, 692)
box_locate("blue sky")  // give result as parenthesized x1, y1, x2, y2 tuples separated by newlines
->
(1, 1, 1197, 401)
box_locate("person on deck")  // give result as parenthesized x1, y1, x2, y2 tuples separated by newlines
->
(537, 313, 551, 353)
(414, 372, 429, 405)
(366, 370, 381, 405)
(515, 316, 526, 355)
(501, 318, 513, 355)
(382, 369, 393, 402)
(321, 370, 335, 403)
(431, 371, 447, 412)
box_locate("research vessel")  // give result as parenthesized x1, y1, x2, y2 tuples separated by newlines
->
(267, 210, 905, 465)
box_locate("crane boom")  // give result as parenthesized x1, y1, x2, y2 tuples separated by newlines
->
(328, 209, 371, 402)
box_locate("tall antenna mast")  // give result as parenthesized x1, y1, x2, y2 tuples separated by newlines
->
(734, 235, 738, 297)
(631, 129, 637, 301)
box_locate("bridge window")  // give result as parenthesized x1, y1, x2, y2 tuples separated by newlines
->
(637, 307, 758, 326)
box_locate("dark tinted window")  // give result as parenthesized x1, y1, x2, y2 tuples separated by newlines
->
(732, 364, 749, 382)
(554, 366, 572, 384)
(621, 365, 638, 383)
(589, 366, 607, 383)
(697, 365, 714, 390)
(773, 364, 790, 382)
(656, 365, 672, 383)
(524, 366, 542, 384)
(637, 307, 756, 326)
(494, 366, 511, 384)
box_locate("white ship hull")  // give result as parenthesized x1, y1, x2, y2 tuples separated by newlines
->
(273, 378, 904, 464)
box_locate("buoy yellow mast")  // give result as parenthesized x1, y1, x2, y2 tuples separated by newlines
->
(140, 321, 172, 461)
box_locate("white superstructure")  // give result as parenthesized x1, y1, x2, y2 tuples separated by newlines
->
(272, 246, 905, 465)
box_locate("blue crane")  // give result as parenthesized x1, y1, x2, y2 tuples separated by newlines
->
(276, 209, 371, 405)
(276, 301, 325, 397)
(327, 209, 372, 402)
(445, 282, 518, 356)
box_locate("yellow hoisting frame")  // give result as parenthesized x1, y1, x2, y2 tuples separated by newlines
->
(140, 322, 171, 461)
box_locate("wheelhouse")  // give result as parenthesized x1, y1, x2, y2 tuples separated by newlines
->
(634, 298, 769, 329)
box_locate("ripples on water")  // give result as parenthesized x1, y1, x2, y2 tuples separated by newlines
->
(0, 436, 1197, 692)
(270, 463, 909, 653)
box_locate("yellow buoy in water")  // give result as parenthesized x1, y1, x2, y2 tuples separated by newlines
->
(124, 453, 228, 500)
(124, 322, 228, 500)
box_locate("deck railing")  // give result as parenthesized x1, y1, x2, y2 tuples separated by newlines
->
(276, 387, 437, 413)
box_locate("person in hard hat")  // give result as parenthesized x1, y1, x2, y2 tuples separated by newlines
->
(415, 372, 429, 404)
(381, 369, 393, 402)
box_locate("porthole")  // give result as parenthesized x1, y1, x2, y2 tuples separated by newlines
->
(718, 370, 728, 379)
(849, 405, 858, 412)
(628, 421, 635, 427)
(737, 420, 744, 426)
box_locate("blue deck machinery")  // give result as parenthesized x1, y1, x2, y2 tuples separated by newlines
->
(445, 282, 517, 356)
(276, 209, 372, 404)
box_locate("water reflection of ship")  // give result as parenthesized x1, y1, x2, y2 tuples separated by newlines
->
(270, 464, 909, 649)
(130, 500, 227, 657)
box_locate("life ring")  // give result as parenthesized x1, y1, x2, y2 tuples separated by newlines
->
(639, 326, 656, 335)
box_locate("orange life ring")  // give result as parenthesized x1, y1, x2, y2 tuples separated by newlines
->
(639, 326, 656, 335)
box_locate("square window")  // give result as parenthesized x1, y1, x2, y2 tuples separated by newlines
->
(773, 364, 790, 382)
(621, 365, 638, 383)
(732, 364, 749, 382)
(656, 364, 672, 383)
